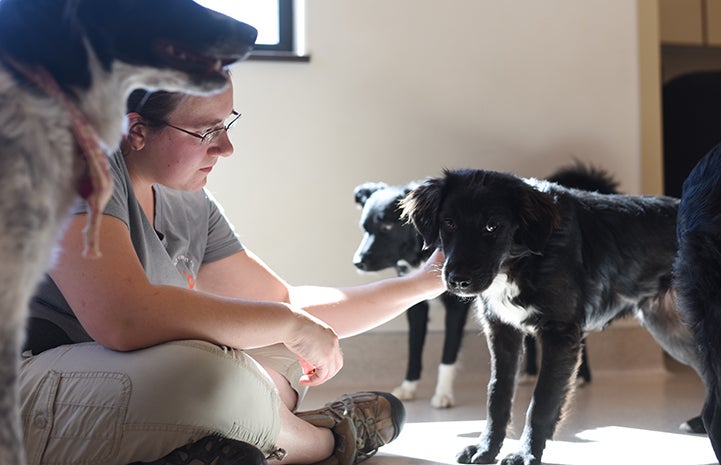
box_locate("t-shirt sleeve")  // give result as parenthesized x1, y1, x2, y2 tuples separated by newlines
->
(203, 189, 244, 264)
(70, 152, 131, 226)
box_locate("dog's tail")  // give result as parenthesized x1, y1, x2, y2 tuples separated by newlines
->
(546, 162, 619, 194)
(674, 143, 721, 459)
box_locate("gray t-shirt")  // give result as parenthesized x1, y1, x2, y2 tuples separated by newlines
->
(27, 151, 243, 350)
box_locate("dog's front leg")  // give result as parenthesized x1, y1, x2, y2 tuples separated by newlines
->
(0, 329, 24, 465)
(393, 300, 430, 401)
(457, 318, 523, 464)
(432, 294, 471, 408)
(502, 325, 583, 465)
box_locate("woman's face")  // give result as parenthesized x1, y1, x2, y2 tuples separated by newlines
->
(143, 84, 235, 191)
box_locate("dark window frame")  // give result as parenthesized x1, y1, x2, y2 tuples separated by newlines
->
(248, 0, 310, 62)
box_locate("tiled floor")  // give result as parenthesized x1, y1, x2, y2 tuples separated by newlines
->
(299, 330, 717, 465)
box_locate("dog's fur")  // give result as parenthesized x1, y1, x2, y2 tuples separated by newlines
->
(402, 169, 702, 465)
(522, 163, 619, 385)
(351, 165, 614, 408)
(675, 143, 721, 462)
(0, 2, 257, 463)
(354, 181, 472, 408)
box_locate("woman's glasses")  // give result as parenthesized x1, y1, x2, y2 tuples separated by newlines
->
(161, 110, 241, 145)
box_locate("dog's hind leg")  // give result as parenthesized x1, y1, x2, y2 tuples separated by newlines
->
(520, 335, 538, 385)
(431, 293, 471, 408)
(635, 292, 702, 375)
(457, 318, 523, 464)
(393, 300, 430, 401)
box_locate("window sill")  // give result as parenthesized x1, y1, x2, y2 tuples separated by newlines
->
(247, 51, 311, 62)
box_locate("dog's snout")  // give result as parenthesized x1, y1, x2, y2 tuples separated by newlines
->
(354, 260, 370, 271)
(447, 271, 472, 292)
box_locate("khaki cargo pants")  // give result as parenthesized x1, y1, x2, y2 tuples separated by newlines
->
(19, 340, 305, 465)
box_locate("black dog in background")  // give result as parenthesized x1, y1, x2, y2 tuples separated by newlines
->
(354, 181, 472, 408)
(402, 167, 702, 465)
(675, 143, 721, 461)
(353, 164, 612, 407)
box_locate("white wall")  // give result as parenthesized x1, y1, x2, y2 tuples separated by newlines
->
(207, 1, 654, 331)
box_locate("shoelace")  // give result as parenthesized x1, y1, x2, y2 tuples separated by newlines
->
(334, 395, 383, 464)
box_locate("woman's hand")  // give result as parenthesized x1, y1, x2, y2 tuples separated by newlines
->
(283, 307, 343, 386)
(417, 247, 447, 297)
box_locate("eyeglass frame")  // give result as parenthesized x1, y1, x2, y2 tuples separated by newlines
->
(159, 110, 241, 145)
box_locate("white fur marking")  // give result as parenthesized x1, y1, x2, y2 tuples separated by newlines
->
(392, 379, 418, 401)
(481, 273, 536, 330)
(431, 363, 456, 408)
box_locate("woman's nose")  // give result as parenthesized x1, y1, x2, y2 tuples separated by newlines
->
(215, 130, 234, 157)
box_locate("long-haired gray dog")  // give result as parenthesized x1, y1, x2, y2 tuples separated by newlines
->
(0, 1, 257, 463)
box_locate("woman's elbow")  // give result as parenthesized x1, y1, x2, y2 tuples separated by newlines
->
(84, 319, 149, 352)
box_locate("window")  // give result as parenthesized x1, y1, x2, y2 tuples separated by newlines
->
(195, 0, 306, 60)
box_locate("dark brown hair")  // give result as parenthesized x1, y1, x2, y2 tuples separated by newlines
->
(126, 89, 185, 127)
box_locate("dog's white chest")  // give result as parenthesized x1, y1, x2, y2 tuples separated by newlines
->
(481, 273, 535, 329)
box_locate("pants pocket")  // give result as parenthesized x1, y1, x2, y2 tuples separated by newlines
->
(23, 370, 131, 465)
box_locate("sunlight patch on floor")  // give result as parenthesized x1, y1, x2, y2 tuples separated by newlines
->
(378, 420, 717, 465)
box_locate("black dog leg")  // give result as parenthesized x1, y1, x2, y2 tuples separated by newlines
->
(457, 319, 523, 464)
(503, 326, 583, 465)
(523, 335, 538, 377)
(526, 335, 592, 385)
(392, 300, 430, 401)
(431, 294, 471, 408)
(440, 294, 472, 366)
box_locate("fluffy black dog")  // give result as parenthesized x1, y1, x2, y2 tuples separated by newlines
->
(675, 143, 721, 462)
(402, 169, 701, 465)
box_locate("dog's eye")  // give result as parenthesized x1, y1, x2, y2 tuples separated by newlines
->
(485, 222, 498, 233)
(380, 223, 394, 232)
(443, 219, 456, 231)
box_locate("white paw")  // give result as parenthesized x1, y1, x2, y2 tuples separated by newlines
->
(431, 363, 457, 408)
(431, 391, 455, 408)
(392, 380, 418, 401)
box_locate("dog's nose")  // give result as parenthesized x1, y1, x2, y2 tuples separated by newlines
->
(354, 261, 370, 271)
(447, 272, 472, 292)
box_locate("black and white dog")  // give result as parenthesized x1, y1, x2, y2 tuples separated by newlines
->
(402, 169, 702, 465)
(675, 143, 721, 462)
(352, 165, 614, 408)
(354, 181, 472, 408)
(0, 2, 257, 464)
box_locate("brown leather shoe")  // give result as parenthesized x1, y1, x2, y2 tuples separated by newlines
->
(296, 391, 406, 465)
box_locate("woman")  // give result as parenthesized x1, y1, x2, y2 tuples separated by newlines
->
(19, 77, 445, 465)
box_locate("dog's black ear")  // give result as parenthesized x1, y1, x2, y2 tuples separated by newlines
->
(354, 182, 387, 206)
(517, 185, 560, 254)
(400, 177, 445, 248)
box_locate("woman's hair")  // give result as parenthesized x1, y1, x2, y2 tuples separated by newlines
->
(126, 89, 185, 127)
(126, 70, 231, 125)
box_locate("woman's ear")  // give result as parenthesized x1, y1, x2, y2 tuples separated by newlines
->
(125, 112, 147, 151)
